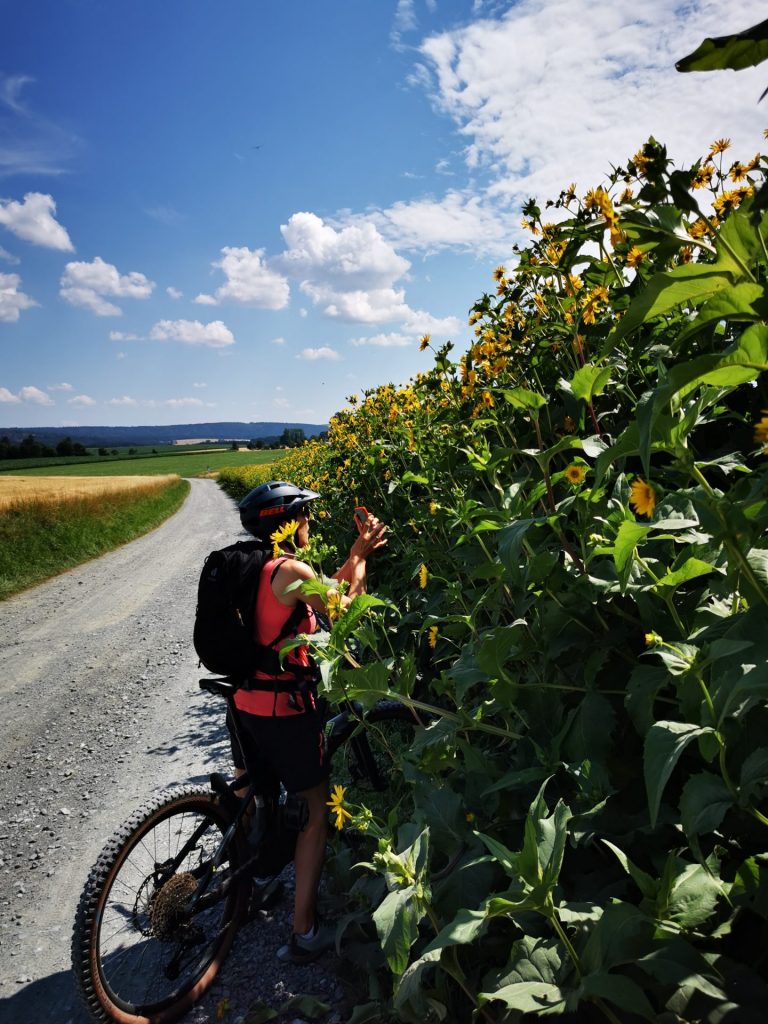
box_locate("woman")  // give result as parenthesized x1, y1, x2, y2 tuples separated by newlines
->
(232, 480, 387, 963)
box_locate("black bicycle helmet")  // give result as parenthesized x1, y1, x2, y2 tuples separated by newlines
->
(238, 480, 320, 538)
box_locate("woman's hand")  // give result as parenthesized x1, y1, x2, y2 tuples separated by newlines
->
(349, 513, 388, 559)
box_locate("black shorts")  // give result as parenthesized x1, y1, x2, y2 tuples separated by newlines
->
(226, 705, 329, 793)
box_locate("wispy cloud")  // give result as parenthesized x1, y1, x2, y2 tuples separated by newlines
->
(166, 286, 183, 299)
(49, 382, 74, 391)
(0, 73, 79, 177)
(68, 394, 96, 406)
(0, 244, 19, 264)
(145, 204, 184, 226)
(0, 387, 22, 403)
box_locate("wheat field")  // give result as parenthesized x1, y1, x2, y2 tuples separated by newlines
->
(0, 474, 180, 510)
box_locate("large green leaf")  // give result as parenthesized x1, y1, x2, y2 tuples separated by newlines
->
(601, 841, 658, 901)
(607, 263, 733, 345)
(679, 771, 733, 841)
(637, 939, 727, 1001)
(481, 936, 567, 1013)
(421, 906, 489, 956)
(613, 520, 649, 582)
(503, 386, 547, 412)
(393, 948, 442, 1013)
(570, 363, 613, 404)
(644, 721, 713, 827)
(658, 859, 724, 930)
(580, 971, 657, 1021)
(677, 18, 768, 72)
(653, 557, 717, 592)
(626, 665, 671, 737)
(478, 980, 568, 1014)
(561, 691, 616, 763)
(677, 283, 768, 343)
(372, 885, 421, 976)
(582, 902, 655, 974)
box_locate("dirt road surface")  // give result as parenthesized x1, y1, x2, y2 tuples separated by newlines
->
(0, 479, 344, 1024)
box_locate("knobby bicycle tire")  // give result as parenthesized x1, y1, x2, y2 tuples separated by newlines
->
(71, 784, 248, 1024)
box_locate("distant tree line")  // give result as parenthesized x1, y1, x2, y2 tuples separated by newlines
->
(0, 434, 91, 460)
(244, 428, 310, 450)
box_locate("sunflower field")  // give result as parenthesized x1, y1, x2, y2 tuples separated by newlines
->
(220, 134, 768, 1022)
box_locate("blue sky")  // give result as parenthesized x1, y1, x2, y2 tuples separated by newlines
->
(1, 0, 766, 429)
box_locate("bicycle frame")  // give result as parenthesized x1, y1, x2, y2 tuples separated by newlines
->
(180, 677, 387, 918)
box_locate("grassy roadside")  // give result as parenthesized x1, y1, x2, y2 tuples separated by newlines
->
(0, 477, 190, 600)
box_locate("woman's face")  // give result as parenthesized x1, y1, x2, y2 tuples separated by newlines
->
(296, 510, 310, 548)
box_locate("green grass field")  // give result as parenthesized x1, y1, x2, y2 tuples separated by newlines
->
(0, 448, 279, 478)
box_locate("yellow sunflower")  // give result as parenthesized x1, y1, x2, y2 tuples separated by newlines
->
(326, 785, 352, 831)
(270, 520, 299, 558)
(564, 464, 586, 485)
(629, 479, 657, 518)
(419, 563, 428, 589)
(428, 625, 439, 648)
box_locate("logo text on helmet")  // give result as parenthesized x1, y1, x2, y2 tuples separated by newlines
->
(259, 506, 289, 517)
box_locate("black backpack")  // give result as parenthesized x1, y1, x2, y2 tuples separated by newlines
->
(193, 541, 308, 679)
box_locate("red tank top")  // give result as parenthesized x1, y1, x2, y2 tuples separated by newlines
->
(234, 557, 316, 716)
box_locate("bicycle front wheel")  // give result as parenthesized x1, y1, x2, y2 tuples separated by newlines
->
(72, 784, 247, 1024)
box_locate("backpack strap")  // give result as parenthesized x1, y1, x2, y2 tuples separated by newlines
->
(246, 557, 317, 684)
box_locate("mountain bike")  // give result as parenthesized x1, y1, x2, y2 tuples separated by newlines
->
(71, 676, 423, 1024)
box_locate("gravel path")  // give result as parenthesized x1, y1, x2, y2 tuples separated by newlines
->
(0, 478, 346, 1024)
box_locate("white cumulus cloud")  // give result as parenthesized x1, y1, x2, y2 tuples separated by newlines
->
(198, 246, 290, 309)
(0, 387, 21, 403)
(149, 319, 235, 348)
(277, 211, 457, 332)
(0, 272, 36, 322)
(60, 257, 154, 316)
(271, 336, 286, 345)
(297, 346, 341, 361)
(193, 293, 218, 305)
(0, 192, 73, 251)
(68, 394, 95, 406)
(20, 385, 53, 405)
(166, 286, 183, 299)
(107, 395, 138, 406)
(279, 212, 410, 292)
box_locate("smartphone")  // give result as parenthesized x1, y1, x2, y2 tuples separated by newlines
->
(354, 506, 370, 532)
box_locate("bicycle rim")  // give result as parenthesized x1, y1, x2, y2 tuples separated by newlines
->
(337, 702, 422, 812)
(73, 785, 246, 1024)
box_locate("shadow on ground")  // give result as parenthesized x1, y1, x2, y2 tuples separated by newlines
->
(1, 968, 89, 1024)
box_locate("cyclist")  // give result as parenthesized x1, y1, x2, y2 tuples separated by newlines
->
(232, 479, 387, 963)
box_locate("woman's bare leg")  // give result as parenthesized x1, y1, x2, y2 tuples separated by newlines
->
(292, 780, 329, 934)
